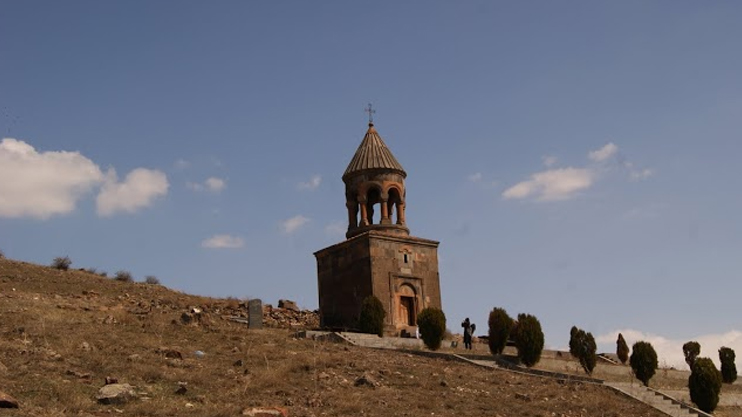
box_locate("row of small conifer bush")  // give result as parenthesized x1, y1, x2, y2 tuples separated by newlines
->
(681, 340, 737, 413)
(487, 307, 545, 367)
(358, 296, 736, 413)
(49, 255, 159, 285)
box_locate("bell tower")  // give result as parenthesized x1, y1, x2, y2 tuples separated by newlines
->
(343, 122, 409, 238)
(314, 116, 442, 336)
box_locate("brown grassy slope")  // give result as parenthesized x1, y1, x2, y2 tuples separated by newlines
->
(0, 258, 667, 417)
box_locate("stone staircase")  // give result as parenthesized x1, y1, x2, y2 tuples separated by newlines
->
(336, 332, 425, 349)
(603, 382, 711, 417)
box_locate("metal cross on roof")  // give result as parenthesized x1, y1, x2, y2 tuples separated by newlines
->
(364, 103, 376, 124)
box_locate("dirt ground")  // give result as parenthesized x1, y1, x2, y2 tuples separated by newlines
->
(0, 258, 736, 416)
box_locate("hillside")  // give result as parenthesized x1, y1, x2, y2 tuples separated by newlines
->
(0, 258, 688, 416)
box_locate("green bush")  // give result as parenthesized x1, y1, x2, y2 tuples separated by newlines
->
(114, 270, 134, 283)
(144, 275, 161, 285)
(52, 256, 72, 271)
(569, 326, 597, 375)
(719, 346, 737, 384)
(487, 307, 513, 355)
(514, 313, 544, 367)
(358, 295, 385, 336)
(689, 357, 722, 413)
(630, 341, 658, 386)
(683, 341, 701, 369)
(417, 307, 446, 351)
(616, 333, 629, 365)
(568, 326, 579, 356)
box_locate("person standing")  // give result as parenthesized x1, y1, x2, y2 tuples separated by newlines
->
(461, 318, 476, 350)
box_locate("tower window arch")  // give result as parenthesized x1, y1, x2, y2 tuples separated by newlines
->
(366, 186, 382, 225)
(387, 187, 403, 225)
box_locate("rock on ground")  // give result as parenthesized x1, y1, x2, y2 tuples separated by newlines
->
(97, 383, 138, 405)
(0, 390, 19, 408)
(242, 407, 289, 416)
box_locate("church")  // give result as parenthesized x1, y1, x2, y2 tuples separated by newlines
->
(314, 118, 442, 336)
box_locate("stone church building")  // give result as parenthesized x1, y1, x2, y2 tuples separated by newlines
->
(314, 121, 442, 336)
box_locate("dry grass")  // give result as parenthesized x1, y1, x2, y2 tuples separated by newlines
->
(0, 257, 734, 416)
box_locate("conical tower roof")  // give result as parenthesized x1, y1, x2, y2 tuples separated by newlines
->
(343, 123, 406, 180)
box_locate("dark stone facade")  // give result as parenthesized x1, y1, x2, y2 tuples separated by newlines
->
(315, 231, 441, 335)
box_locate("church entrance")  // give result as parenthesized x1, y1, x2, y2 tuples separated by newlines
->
(397, 284, 417, 326)
(399, 296, 416, 325)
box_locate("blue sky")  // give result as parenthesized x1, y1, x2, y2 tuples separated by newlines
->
(1, 1, 741, 366)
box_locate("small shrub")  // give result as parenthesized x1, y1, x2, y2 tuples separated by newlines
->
(630, 341, 658, 386)
(616, 333, 629, 364)
(719, 346, 737, 384)
(514, 313, 544, 367)
(683, 341, 701, 369)
(689, 357, 722, 413)
(85, 267, 97, 274)
(358, 295, 385, 336)
(417, 307, 446, 351)
(114, 270, 133, 283)
(144, 275, 161, 285)
(569, 326, 579, 356)
(569, 326, 597, 375)
(52, 256, 72, 271)
(0, 248, 4, 258)
(487, 307, 513, 355)
(98, 271, 108, 277)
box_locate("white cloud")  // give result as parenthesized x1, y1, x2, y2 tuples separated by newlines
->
(281, 215, 310, 234)
(588, 142, 618, 162)
(205, 177, 226, 192)
(0, 138, 104, 219)
(467, 173, 483, 182)
(324, 221, 346, 236)
(201, 234, 245, 249)
(96, 168, 169, 216)
(187, 177, 226, 193)
(542, 155, 558, 167)
(630, 168, 654, 181)
(596, 329, 742, 369)
(298, 174, 322, 190)
(502, 167, 593, 201)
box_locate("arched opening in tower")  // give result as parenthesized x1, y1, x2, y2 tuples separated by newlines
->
(366, 187, 382, 225)
(388, 187, 403, 224)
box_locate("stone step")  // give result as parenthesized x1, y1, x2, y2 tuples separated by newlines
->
(605, 382, 708, 417)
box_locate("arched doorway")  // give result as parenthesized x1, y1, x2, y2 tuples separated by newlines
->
(397, 284, 417, 326)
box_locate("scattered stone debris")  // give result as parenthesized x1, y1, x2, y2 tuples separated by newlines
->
(105, 376, 119, 385)
(241, 407, 288, 416)
(175, 382, 187, 395)
(0, 390, 19, 408)
(262, 304, 319, 329)
(515, 392, 532, 402)
(354, 372, 381, 388)
(278, 299, 299, 312)
(156, 347, 183, 360)
(97, 383, 137, 405)
(66, 369, 92, 380)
